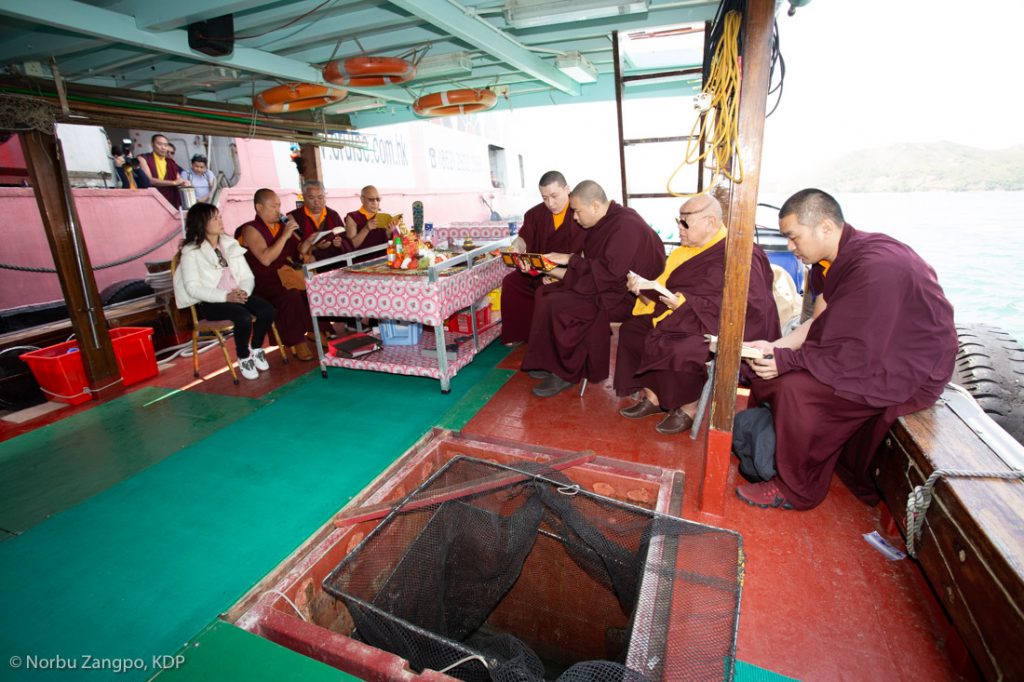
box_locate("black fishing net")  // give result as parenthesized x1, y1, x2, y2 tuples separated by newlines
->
(323, 457, 743, 681)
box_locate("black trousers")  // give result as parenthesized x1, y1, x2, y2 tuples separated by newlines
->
(197, 295, 275, 359)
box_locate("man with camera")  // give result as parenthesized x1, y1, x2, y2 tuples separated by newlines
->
(111, 142, 151, 190)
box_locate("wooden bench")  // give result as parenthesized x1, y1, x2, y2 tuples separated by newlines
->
(874, 386, 1024, 680)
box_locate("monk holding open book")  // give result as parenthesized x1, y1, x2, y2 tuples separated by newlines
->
(499, 171, 585, 345)
(614, 194, 780, 434)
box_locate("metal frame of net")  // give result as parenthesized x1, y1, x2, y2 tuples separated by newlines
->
(323, 456, 743, 681)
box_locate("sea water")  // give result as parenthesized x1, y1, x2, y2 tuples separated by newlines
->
(759, 191, 1024, 344)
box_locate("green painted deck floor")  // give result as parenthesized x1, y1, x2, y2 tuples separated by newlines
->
(0, 347, 513, 681)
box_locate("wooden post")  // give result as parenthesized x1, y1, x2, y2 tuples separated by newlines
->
(19, 130, 121, 396)
(699, 0, 775, 516)
(298, 143, 323, 186)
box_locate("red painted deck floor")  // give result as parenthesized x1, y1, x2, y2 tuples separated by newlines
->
(0, 340, 315, 443)
(462, 344, 967, 682)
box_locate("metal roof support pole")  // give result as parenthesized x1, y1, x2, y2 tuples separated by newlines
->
(19, 129, 121, 396)
(696, 20, 712, 193)
(612, 30, 628, 206)
(700, 0, 774, 517)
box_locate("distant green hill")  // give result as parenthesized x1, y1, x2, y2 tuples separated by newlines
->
(816, 142, 1024, 192)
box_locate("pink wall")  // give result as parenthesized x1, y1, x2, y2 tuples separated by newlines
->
(0, 187, 181, 310)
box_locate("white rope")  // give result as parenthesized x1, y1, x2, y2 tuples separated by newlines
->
(264, 589, 308, 622)
(436, 654, 490, 674)
(38, 377, 123, 401)
(905, 467, 1024, 557)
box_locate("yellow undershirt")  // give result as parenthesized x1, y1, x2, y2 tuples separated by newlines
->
(632, 226, 728, 326)
(153, 154, 167, 179)
(552, 203, 568, 230)
(818, 259, 831, 277)
(304, 206, 327, 228)
(359, 207, 375, 220)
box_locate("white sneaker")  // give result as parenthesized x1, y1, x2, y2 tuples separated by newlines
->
(238, 356, 259, 380)
(250, 347, 270, 371)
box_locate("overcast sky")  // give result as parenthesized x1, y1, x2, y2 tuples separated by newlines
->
(503, 0, 1024, 201)
(761, 0, 1024, 176)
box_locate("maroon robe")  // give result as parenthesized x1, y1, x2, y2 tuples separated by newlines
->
(344, 209, 390, 262)
(500, 202, 585, 343)
(237, 215, 313, 346)
(290, 206, 350, 265)
(749, 224, 957, 509)
(616, 243, 780, 410)
(139, 153, 182, 208)
(521, 202, 666, 383)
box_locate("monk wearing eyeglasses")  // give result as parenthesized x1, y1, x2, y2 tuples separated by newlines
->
(343, 185, 396, 255)
(614, 194, 780, 434)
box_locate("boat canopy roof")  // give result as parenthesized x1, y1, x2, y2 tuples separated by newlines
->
(0, 0, 724, 130)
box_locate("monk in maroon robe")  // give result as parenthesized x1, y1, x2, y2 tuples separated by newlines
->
(500, 171, 585, 344)
(523, 180, 666, 398)
(237, 189, 318, 361)
(289, 180, 350, 267)
(616, 195, 781, 434)
(138, 133, 186, 208)
(343, 185, 393, 261)
(739, 189, 957, 511)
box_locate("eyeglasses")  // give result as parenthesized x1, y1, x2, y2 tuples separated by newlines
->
(675, 211, 706, 229)
(362, 196, 381, 202)
(214, 248, 228, 268)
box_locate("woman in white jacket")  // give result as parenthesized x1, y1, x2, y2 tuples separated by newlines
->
(173, 202, 275, 380)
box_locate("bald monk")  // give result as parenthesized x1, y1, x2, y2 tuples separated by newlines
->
(522, 180, 666, 398)
(343, 185, 394, 258)
(739, 188, 957, 510)
(500, 170, 586, 344)
(615, 195, 781, 434)
(238, 188, 317, 361)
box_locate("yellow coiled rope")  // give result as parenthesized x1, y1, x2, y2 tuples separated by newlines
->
(667, 10, 743, 196)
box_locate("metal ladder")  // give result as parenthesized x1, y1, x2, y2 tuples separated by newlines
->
(611, 27, 710, 207)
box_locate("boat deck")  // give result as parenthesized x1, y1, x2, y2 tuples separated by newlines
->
(0, 337, 967, 681)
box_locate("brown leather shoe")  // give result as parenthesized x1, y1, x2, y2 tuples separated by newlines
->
(532, 374, 574, 398)
(656, 409, 694, 434)
(292, 342, 314, 361)
(619, 397, 664, 419)
(306, 331, 330, 352)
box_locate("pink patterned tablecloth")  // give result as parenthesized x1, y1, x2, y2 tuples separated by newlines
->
(433, 223, 514, 244)
(307, 255, 506, 327)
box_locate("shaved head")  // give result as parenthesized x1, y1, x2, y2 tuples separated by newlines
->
(569, 180, 611, 229)
(538, 170, 567, 188)
(570, 180, 608, 205)
(681, 193, 723, 222)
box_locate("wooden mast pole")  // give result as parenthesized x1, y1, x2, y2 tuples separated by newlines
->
(699, 0, 775, 516)
(20, 130, 121, 397)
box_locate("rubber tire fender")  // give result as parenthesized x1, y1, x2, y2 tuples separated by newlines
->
(952, 323, 1024, 444)
(99, 279, 154, 305)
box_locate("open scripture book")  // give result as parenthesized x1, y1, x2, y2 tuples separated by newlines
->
(310, 225, 347, 244)
(628, 271, 675, 300)
(704, 334, 768, 360)
(500, 251, 559, 273)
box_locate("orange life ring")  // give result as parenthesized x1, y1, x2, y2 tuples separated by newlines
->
(322, 56, 416, 87)
(412, 89, 498, 117)
(253, 83, 348, 114)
